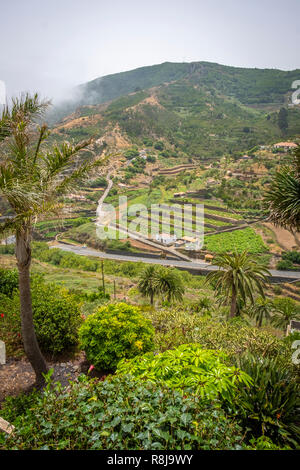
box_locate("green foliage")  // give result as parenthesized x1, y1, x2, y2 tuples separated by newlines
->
(30, 280, 83, 354)
(138, 265, 185, 305)
(271, 297, 300, 331)
(278, 107, 288, 134)
(233, 354, 300, 447)
(117, 344, 252, 402)
(0, 293, 23, 357)
(206, 250, 270, 317)
(154, 141, 164, 151)
(0, 244, 15, 255)
(1, 374, 245, 450)
(277, 250, 300, 271)
(124, 147, 139, 159)
(247, 297, 273, 327)
(145, 309, 292, 365)
(205, 228, 267, 254)
(0, 390, 40, 423)
(264, 145, 300, 232)
(0, 276, 82, 356)
(0, 268, 18, 297)
(32, 243, 99, 272)
(79, 302, 155, 370)
(247, 436, 291, 450)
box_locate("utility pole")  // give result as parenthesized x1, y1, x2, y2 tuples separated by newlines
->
(101, 260, 105, 295)
(114, 280, 116, 300)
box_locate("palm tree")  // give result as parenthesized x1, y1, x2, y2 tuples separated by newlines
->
(155, 266, 185, 303)
(138, 265, 185, 305)
(0, 94, 104, 386)
(138, 265, 159, 305)
(271, 297, 300, 331)
(264, 145, 300, 234)
(206, 251, 270, 318)
(248, 296, 273, 327)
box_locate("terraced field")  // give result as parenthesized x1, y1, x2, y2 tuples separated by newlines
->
(204, 227, 267, 254)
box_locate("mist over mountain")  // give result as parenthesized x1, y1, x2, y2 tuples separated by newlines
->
(48, 61, 300, 159)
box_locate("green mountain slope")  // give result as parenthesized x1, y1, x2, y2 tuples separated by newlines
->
(51, 61, 300, 159)
(79, 61, 300, 107)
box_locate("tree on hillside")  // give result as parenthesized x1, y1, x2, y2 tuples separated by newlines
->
(155, 267, 185, 303)
(0, 94, 104, 386)
(206, 251, 270, 318)
(248, 296, 273, 328)
(138, 265, 185, 305)
(278, 107, 288, 135)
(264, 145, 300, 237)
(271, 297, 300, 332)
(138, 265, 160, 305)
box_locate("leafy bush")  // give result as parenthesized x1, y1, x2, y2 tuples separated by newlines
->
(117, 344, 252, 402)
(0, 268, 19, 297)
(145, 309, 292, 365)
(1, 375, 246, 450)
(79, 303, 155, 370)
(0, 293, 23, 357)
(0, 277, 82, 356)
(30, 280, 82, 355)
(233, 354, 300, 447)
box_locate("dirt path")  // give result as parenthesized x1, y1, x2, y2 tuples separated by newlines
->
(263, 222, 299, 252)
(0, 353, 108, 404)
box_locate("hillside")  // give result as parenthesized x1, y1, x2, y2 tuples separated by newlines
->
(49, 61, 300, 159)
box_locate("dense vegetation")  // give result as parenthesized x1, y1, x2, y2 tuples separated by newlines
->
(49, 61, 300, 159)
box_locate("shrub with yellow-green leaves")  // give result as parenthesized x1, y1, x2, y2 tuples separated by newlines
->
(79, 302, 155, 370)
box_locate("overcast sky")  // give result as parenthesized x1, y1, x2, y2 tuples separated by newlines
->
(1, 0, 300, 101)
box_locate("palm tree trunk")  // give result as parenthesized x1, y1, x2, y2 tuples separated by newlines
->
(15, 226, 48, 386)
(230, 286, 237, 318)
(150, 292, 154, 306)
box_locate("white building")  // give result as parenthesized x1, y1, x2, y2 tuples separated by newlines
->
(155, 233, 177, 245)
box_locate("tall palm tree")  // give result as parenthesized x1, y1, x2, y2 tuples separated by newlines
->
(0, 94, 104, 386)
(138, 265, 159, 305)
(206, 251, 270, 318)
(264, 145, 300, 234)
(155, 266, 185, 303)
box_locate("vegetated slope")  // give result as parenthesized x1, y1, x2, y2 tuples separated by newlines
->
(50, 61, 300, 160)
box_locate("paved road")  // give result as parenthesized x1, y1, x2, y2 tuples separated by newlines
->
(52, 243, 300, 281)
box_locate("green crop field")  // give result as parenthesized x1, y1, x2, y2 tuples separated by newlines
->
(205, 227, 267, 254)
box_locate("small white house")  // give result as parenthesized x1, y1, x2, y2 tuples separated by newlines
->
(155, 233, 177, 245)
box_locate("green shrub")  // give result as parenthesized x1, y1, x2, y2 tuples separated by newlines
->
(145, 309, 292, 365)
(0, 278, 82, 356)
(79, 302, 155, 370)
(233, 354, 300, 447)
(247, 436, 291, 450)
(0, 293, 23, 357)
(0, 390, 40, 423)
(1, 374, 245, 450)
(0, 245, 15, 255)
(117, 344, 252, 402)
(30, 280, 83, 355)
(0, 268, 19, 297)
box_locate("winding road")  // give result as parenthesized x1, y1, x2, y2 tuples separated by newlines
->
(52, 242, 300, 282)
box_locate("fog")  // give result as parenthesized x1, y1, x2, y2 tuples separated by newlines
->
(0, 0, 300, 103)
